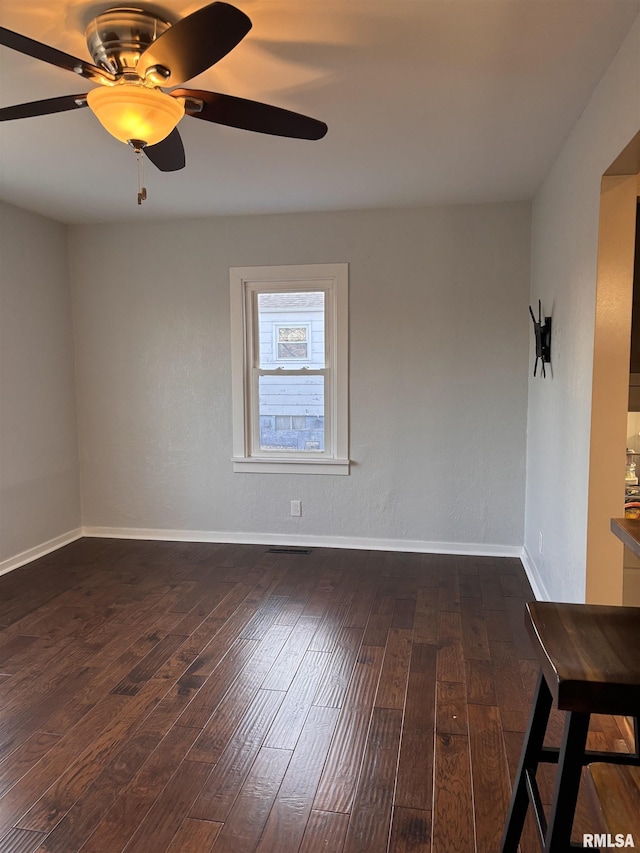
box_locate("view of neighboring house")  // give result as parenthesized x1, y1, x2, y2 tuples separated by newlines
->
(257, 292, 326, 452)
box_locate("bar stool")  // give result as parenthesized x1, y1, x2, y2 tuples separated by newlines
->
(500, 601, 640, 852)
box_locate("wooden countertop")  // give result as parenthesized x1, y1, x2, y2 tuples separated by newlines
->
(611, 517, 640, 558)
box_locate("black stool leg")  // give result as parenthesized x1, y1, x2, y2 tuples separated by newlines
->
(500, 671, 553, 853)
(543, 711, 590, 852)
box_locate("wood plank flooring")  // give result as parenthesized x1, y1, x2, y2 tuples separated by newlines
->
(0, 539, 632, 852)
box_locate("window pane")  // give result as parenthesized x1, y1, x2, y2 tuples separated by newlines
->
(279, 327, 307, 342)
(278, 341, 308, 359)
(257, 291, 324, 369)
(259, 374, 324, 452)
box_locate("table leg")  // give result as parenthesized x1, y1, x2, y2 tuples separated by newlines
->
(500, 671, 553, 853)
(543, 711, 590, 852)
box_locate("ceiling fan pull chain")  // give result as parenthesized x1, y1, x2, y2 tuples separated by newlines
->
(136, 146, 147, 205)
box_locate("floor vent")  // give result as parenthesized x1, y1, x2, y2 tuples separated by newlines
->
(267, 547, 312, 555)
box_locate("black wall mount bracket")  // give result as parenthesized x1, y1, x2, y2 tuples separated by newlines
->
(529, 300, 552, 378)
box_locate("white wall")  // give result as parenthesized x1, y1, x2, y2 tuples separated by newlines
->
(524, 16, 640, 601)
(69, 203, 531, 553)
(0, 201, 81, 568)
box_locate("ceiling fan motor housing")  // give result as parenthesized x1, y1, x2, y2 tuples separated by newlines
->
(85, 7, 176, 76)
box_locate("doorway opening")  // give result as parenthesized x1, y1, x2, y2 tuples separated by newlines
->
(586, 132, 640, 604)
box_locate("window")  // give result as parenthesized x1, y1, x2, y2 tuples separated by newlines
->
(230, 263, 349, 474)
(274, 323, 310, 361)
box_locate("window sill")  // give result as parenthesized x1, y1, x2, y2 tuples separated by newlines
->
(232, 457, 350, 475)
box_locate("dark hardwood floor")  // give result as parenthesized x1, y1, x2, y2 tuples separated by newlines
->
(0, 539, 632, 852)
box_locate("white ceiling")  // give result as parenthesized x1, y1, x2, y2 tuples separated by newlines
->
(0, 0, 638, 224)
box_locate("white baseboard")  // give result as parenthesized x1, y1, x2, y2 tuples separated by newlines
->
(0, 525, 525, 577)
(520, 545, 550, 600)
(0, 528, 83, 577)
(82, 525, 523, 558)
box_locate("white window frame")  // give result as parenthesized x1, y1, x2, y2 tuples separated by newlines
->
(230, 263, 349, 475)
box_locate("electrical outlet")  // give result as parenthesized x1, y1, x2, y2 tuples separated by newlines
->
(290, 500, 302, 517)
(539, 531, 544, 554)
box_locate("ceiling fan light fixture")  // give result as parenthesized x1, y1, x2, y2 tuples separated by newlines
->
(86, 84, 184, 147)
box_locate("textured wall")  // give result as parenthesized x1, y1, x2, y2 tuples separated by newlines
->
(525, 15, 640, 601)
(69, 203, 530, 550)
(0, 201, 81, 563)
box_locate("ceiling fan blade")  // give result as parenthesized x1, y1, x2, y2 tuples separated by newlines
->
(174, 89, 328, 140)
(143, 128, 186, 171)
(137, 2, 251, 87)
(0, 27, 115, 85)
(0, 94, 88, 121)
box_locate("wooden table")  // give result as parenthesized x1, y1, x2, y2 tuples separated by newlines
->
(611, 517, 640, 558)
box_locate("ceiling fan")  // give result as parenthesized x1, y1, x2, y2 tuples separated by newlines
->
(0, 2, 328, 178)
